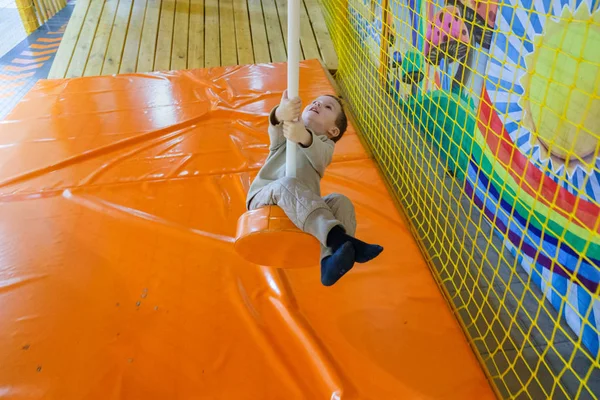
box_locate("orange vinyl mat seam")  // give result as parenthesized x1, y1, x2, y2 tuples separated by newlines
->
(0, 59, 494, 399)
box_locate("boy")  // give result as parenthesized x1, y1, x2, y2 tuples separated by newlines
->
(246, 91, 383, 286)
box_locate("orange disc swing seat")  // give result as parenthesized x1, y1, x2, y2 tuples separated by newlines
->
(234, 206, 321, 268)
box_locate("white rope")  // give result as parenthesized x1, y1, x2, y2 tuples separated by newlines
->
(285, 0, 300, 178)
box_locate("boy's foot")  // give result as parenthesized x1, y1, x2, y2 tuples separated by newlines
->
(321, 242, 356, 286)
(327, 226, 384, 263)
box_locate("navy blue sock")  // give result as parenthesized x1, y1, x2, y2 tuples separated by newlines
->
(326, 225, 384, 263)
(320, 242, 356, 286)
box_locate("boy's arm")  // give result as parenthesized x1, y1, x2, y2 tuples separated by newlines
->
(299, 130, 334, 176)
(268, 107, 286, 151)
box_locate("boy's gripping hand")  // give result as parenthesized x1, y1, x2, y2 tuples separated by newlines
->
(283, 120, 312, 147)
(275, 90, 302, 123)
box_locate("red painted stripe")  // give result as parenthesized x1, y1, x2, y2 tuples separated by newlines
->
(0, 72, 35, 81)
(477, 89, 599, 232)
(30, 43, 60, 49)
(0, 82, 25, 90)
(21, 49, 57, 57)
(12, 56, 51, 64)
(4, 63, 45, 72)
(38, 37, 63, 43)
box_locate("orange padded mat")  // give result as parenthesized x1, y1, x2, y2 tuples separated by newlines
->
(0, 59, 493, 399)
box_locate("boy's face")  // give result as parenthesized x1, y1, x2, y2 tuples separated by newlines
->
(301, 96, 341, 139)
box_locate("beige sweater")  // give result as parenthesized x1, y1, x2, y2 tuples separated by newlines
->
(246, 107, 336, 209)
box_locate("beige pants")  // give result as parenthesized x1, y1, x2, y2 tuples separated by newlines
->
(248, 177, 357, 260)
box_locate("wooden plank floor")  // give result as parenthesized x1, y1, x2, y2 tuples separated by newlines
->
(48, 0, 338, 78)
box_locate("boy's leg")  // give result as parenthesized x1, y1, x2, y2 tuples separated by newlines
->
(322, 195, 384, 264)
(318, 192, 360, 286)
(248, 177, 341, 247)
(318, 192, 382, 286)
(250, 181, 382, 286)
(320, 193, 356, 260)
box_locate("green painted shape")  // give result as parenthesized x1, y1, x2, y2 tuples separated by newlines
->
(397, 90, 600, 258)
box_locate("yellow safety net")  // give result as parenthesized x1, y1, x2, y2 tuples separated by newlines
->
(15, 0, 66, 33)
(320, 0, 600, 397)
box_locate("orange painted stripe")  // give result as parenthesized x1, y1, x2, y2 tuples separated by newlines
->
(0, 82, 25, 90)
(4, 63, 44, 72)
(38, 37, 62, 43)
(47, 31, 65, 35)
(0, 72, 35, 81)
(30, 43, 60, 49)
(21, 49, 57, 57)
(0, 92, 15, 99)
(12, 56, 51, 64)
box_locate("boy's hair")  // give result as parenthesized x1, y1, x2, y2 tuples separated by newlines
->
(325, 95, 348, 142)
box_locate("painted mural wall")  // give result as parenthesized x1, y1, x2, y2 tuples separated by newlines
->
(349, 0, 600, 354)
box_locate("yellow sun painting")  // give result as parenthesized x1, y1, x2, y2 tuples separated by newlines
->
(519, 4, 600, 175)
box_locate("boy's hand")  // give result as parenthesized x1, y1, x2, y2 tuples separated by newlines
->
(275, 90, 302, 122)
(283, 121, 312, 147)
